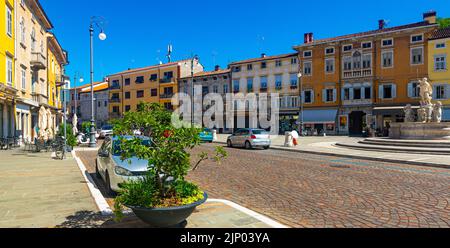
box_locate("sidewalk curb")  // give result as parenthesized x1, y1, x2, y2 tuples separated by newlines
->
(72, 150, 113, 216)
(215, 141, 450, 169)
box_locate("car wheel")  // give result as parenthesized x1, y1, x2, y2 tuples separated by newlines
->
(245, 141, 252, 150)
(263, 146, 270, 150)
(227, 140, 233, 148)
(105, 172, 116, 196)
(95, 160, 101, 179)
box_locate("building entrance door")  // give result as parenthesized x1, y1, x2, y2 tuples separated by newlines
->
(349, 111, 366, 136)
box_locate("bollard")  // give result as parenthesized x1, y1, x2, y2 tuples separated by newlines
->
(212, 129, 218, 142)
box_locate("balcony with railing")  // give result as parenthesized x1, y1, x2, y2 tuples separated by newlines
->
(32, 93, 48, 106)
(55, 74, 70, 86)
(160, 93, 174, 99)
(343, 68, 373, 79)
(160, 77, 174, 84)
(31, 52, 47, 71)
(110, 97, 121, 103)
(110, 84, 121, 90)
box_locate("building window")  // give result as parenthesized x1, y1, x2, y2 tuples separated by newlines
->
(223, 84, 229, 93)
(382, 51, 393, 68)
(20, 18, 26, 44)
(260, 76, 268, 89)
(213, 85, 219, 93)
(303, 61, 312, 76)
(381, 84, 396, 99)
(275, 75, 282, 90)
(247, 78, 253, 92)
(136, 90, 144, 98)
(434, 55, 447, 71)
(325, 47, 335, 55)
(151, 88, 158, 97)
(303, 51, 312, 58)
(343, 57, 352, 71)
(125, 105, 131, 112)
(261, 61, 267, 69)
(344, 88, 350, 100)
(275, 60, 282, 67)
(21, 69, 26, 89)
(364, 87, 372, 99)
(112, 106, 120, 113)
(325, 89, 334, 102)
(290, 74, 298, 87)
(98, 101, 101, 108)
(202, 86, 209, 95)
(247, 64, 253, 71)
(149, 74, 158, 81)
(343, 45, 353, 52)
(411, 47, 423, 65)
(291, 57, 298, 64)
(362, 54, 372, 69)
(435, 85, 447, 100)
(233, 80, 240, 93)
(362, 42, 372, 49)
(382, 38, 393, 47)
(436, 43, 446, 49)
(233, 66, 241, 72)
(408, 81, 420, 98)
(164, 103, 173, 111)
(304, 90, 313, 103)
(411, 34, 423, 43)
(163, 71, 174, 80)
(135, 76, 144, 84)
(6, 56, 13, 86)
(6, 5, 12, 37)
(325, 59, 335, 73)
(104, 101, 107, 107)
(124, 78, 130, 86)
(353, 88, 362, 100)
(125, 92, 131, 99)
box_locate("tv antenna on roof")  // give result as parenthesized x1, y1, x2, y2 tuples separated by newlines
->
(167, 44, 173, 63)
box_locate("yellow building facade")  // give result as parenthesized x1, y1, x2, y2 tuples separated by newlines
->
(428, 27, 450, 121)
(0, 0, 17, 138)
(108, 60, 203, 118)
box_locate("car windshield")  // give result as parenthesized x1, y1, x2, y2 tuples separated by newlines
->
(112, 138, 152, 156)
(252, 130, 269, 135)
(102, 125, 113, 130)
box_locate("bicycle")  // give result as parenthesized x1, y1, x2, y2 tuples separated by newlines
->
(52, 137, 66, 160)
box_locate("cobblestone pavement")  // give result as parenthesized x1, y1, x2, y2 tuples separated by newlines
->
(77, 145, 450, 228)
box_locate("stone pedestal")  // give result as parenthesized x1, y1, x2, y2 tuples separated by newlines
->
(389, 123, 450, 140)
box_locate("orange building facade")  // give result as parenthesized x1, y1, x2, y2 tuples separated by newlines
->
(294, 11, 439, 135)
(107, 60, 203, 119)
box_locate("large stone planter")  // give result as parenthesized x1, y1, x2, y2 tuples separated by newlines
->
(127, 193, 208, 228)
(389, 123, 450, 140)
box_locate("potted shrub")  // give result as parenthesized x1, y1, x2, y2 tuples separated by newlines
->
(57, 123, 77, 151)
(112, 103, 227, 227)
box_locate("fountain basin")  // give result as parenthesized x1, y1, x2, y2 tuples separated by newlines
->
(389, 123, 450, 140)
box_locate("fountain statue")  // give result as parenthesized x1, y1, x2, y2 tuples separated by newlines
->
(390, 78, 450, 140)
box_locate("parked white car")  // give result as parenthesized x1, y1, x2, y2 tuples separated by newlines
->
(227, 129, 271, 149)
(99, 125, 114, 139)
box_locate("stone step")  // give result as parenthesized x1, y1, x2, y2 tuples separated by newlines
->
(360, 139, 450, 148)
(335, 142, 450, 155)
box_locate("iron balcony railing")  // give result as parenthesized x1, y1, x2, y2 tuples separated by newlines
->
(160, 93, 174, 99)
(160, 78, 174, 84)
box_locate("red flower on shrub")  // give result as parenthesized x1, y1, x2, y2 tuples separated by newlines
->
(163, 130, 173, 138)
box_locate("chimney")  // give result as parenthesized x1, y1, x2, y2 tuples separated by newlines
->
(214, 65, 220, 71)
(304, 33, 314, 44)
(423, 11, 437, 24)
(261, 53, 267, 58)
(378, 20, 386, 30)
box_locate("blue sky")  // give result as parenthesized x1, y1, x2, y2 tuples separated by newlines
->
(40, 0, 449, 85)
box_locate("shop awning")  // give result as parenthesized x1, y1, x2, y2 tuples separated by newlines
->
(443, 108, 450, 121)
(299, 109, 338, 124)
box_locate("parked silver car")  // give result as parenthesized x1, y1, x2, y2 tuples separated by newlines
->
(227, 129, 271, 149)
(96, 136, 152, 193)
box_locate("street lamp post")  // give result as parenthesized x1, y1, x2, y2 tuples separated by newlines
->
(298, 72, 304, 136)
(89, 17, 107, 148)
(190, 55, 199, 127)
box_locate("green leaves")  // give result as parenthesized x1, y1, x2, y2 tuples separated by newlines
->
(112, 102, 227, 219)
(437, 17, 450, 29)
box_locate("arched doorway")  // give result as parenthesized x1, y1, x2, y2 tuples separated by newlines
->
(349, 111, 366, 136)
